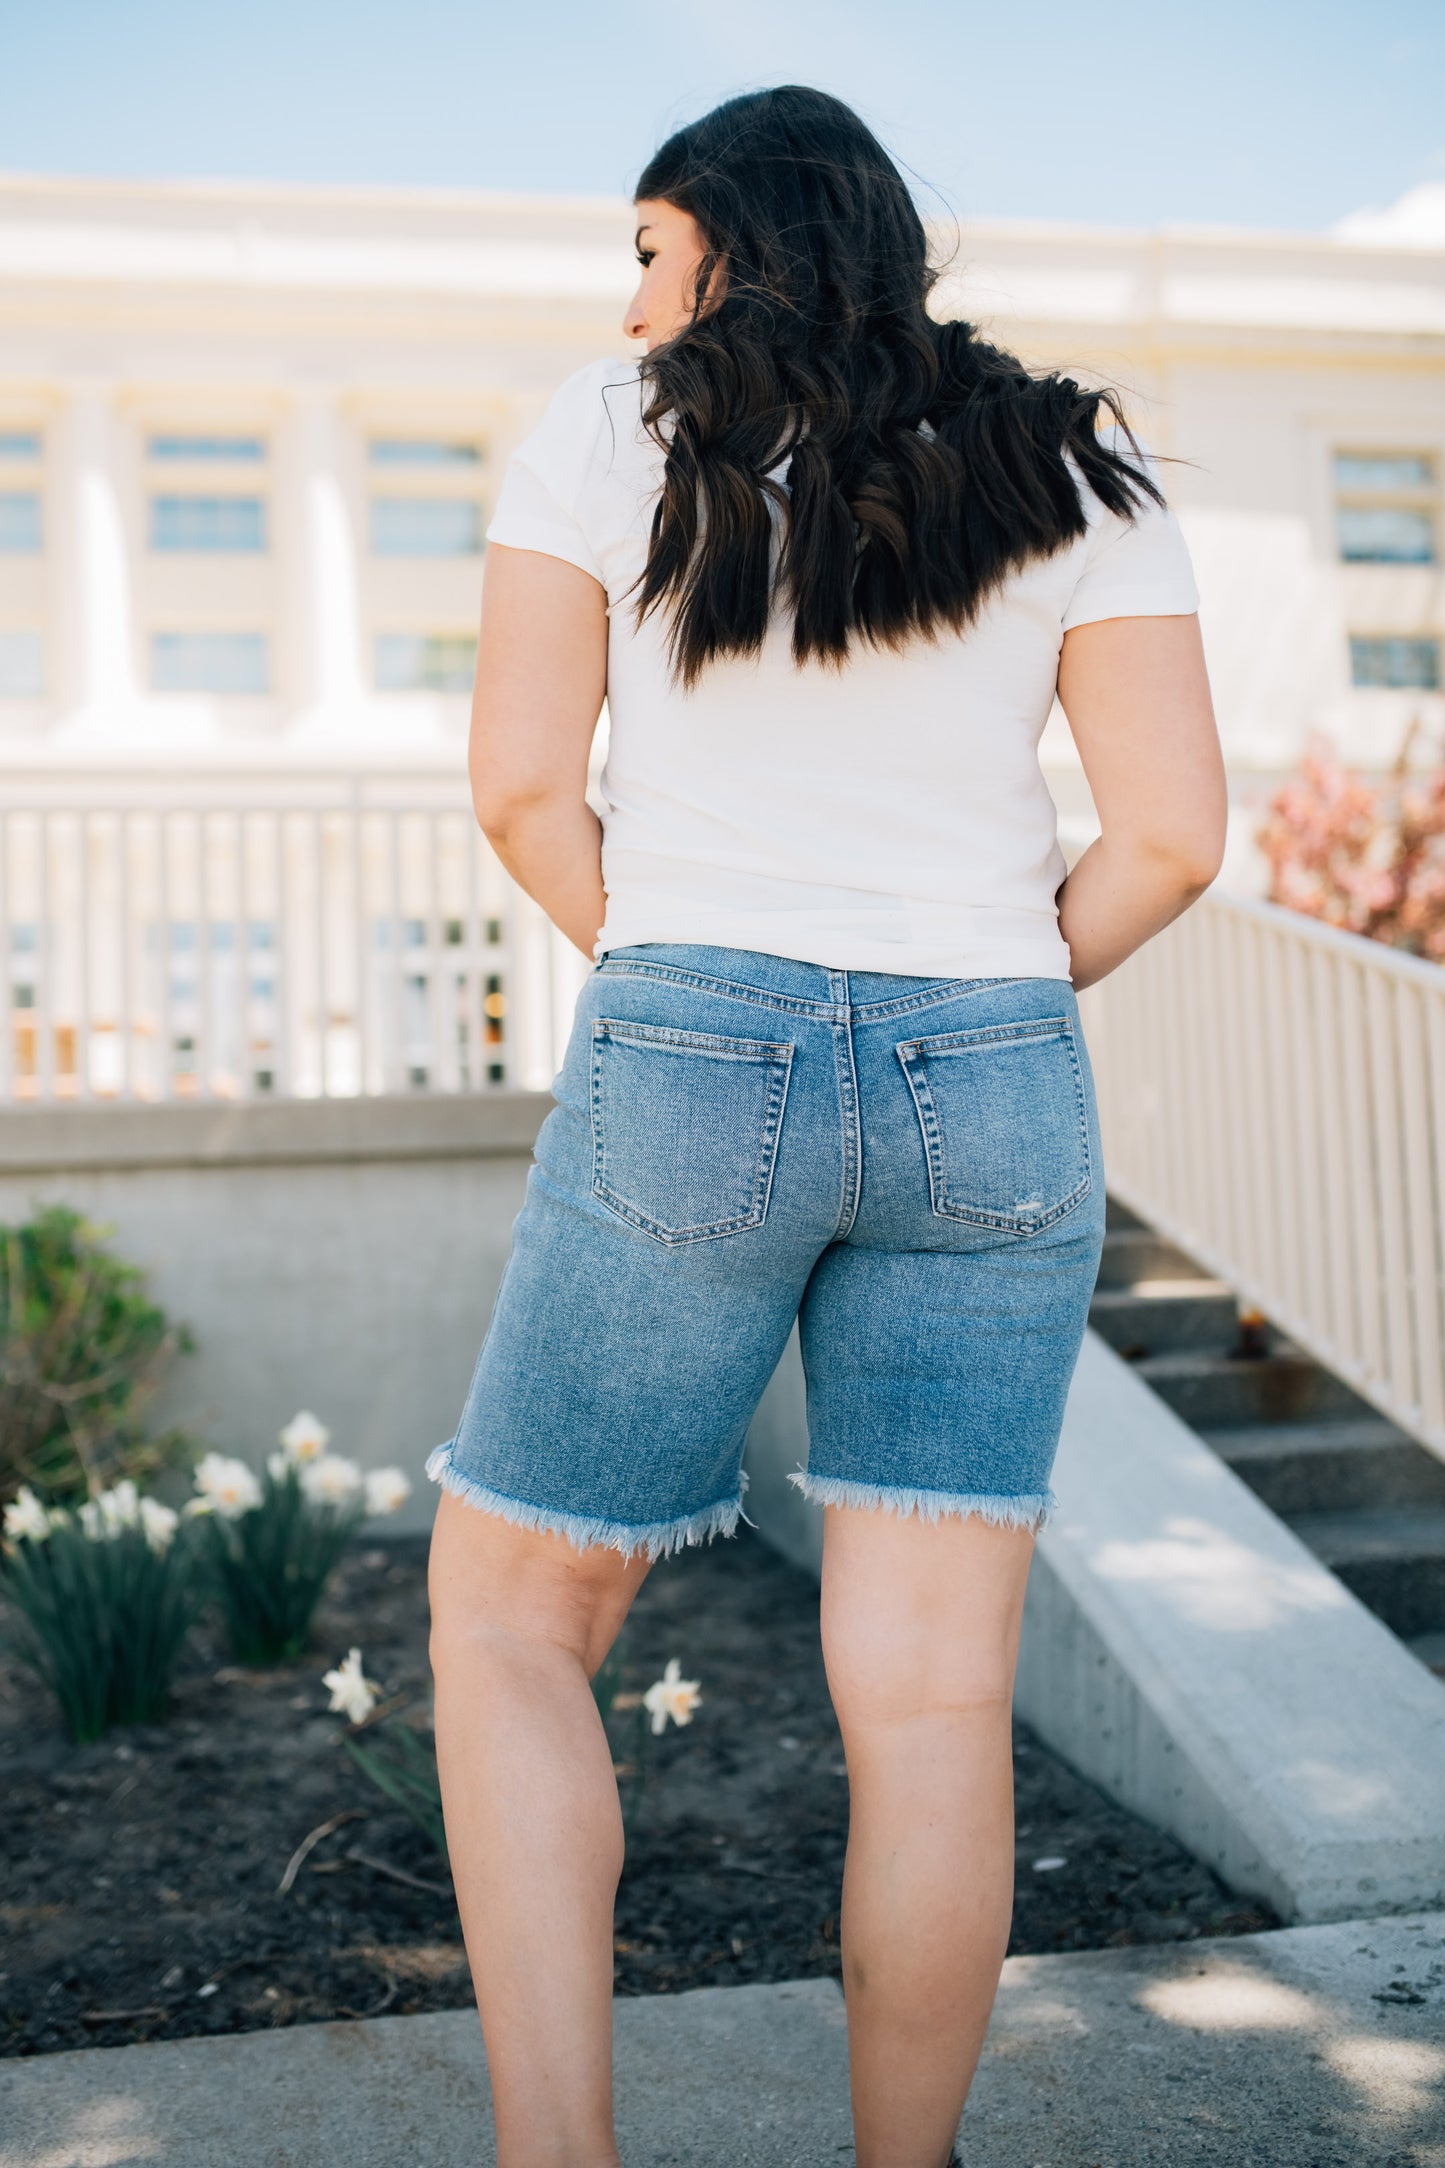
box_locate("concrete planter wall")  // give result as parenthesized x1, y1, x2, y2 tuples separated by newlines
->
(0, 1094, 548, 1533)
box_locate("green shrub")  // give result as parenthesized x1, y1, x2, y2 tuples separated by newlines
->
(0, 1206, 194, 1508)
(1, 1481, 200, 1742)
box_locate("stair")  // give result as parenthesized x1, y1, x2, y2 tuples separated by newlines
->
(1285, 1508, 1445, 1640)
(1133, 1346, 1369, 1429)
(1091, 1209, 1445, 1683)
(1202, 1420, 1445, 1517)
(1088, 1282, 1240, 1357)
(1092, 1228, 1210, 1289)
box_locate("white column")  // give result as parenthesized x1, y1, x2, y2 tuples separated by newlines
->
(52, 385, 137, 721)
(283, 393, 364, 725)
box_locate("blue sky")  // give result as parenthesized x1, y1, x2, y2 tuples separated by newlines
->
(2, 0, 1440, 233)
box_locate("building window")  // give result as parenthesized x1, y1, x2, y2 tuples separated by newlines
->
(370, 439, 483, 468)
(370, 498, 485, 556)
(1335, 453, 1433, 492)
(143, 433, 268, 557)
(375, 632, 477, 692)
(0, 631, 43, 698)
(147, 434, 265, 462)
(151, 632, 269, 695)
(0, 431, 42, 461)
(1339, 507, 1437, 563)
(1334, 450, 1437, 564)
(0, 493, 41, 552)
(150, 495, 266, 552)
(1349, 635, 1441, 690)
(367, 433, 486, 559)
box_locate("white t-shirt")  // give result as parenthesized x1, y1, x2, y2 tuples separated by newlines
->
(486, 358, 1200, 980)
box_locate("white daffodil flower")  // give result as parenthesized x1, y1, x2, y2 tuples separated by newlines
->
(642, 1658, 702, 1736)
(3, 1486, 53, 1544)
(79, 1479, 144, 1540)
(192, 1452, 264, 1520)
(299, 1454, 364, 1508)
(363, 1467, 411, 1518)
(138, 1496, 180, 1554)
(98, 1480, 141, 1532)
(266, 1450, 290, 1483)
(322, 1647, 379, 1724)
(278, 1410, 331, 1464)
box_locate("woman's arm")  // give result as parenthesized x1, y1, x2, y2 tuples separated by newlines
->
(1054, 612, 1227, 992)
(468, 544, 610, 958)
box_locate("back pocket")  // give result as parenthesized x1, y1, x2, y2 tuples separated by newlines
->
(896, 1016, 1091, 1236)
(591, 1020, 794, 1244)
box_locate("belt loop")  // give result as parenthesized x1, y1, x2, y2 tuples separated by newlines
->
(827, 968, 849, 1012)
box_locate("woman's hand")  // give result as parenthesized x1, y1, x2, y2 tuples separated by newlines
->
(468, 544, 610, 958)
(1054, 613, 1227, 991)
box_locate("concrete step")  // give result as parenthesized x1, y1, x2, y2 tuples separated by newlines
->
(1133, 1346, 1374, 1429)
(1408, 1629, 1445, 1679)
(1287, 1505, 1445, 1639)
(1104, 1193, 1148, 1232)
(1093, 1227, 1209, 1289)
(1204, 1417, 1445, 1516)
(1089, 1280, 1241, 1359)
(4, 1918, 1443, 2167)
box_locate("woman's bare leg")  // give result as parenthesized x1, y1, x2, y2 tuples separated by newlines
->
(819, 1502, 1036, 2168)
(428, 1493, 652, 2168)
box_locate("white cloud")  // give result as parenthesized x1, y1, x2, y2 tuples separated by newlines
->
(1333, 181, 1445, 248)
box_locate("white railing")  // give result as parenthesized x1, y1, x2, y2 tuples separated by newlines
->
(1082, 890, 1445, 1463)
(10, 795, 1441, 1455)
(0, 780, 585, 1104)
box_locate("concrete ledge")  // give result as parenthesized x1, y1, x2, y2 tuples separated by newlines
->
(743, 1331, 1445, 1924)
(4, 1917, 1441, 2166)
(1023, 1335, 1445, 1921)
(0, 1091, 552, 1172)
(0, 1098, 548, 1531)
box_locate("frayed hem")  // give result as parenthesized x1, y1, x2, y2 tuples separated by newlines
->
(425, 1444, 743, 1561)
(786, 1470, 1055, 1534)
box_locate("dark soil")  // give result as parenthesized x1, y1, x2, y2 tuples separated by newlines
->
(1, 1525, 1275, 2059)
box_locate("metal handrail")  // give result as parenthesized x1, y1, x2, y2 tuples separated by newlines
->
(1082, 888, 1445, 1461)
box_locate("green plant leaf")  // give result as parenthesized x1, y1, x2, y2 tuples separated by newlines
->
(0, 1514, 202, 1743)
(202, 1462, 365, 1665)
(0, 1206, 196, 1508)
(344, 1724, 449, 1861)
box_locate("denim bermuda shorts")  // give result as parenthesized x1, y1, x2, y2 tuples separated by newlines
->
(427, 943, 1106, 1560)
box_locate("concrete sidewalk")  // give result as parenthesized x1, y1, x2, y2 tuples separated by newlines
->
(3, 1914, 1442, 2168)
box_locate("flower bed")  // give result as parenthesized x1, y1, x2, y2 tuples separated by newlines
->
(1258, 732, 1445, 959)
(1, 1526, 1274, 2058)
(2, 1410, 411, 1745)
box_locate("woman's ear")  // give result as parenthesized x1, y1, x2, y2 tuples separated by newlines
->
(696, 249, 728, 315)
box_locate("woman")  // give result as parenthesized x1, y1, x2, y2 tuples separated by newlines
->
(428, 85, 1225, 2168)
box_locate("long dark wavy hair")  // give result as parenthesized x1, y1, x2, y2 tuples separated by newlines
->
(632, 85, 1165, 686)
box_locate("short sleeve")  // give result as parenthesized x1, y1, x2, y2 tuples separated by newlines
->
(484, 363, 613, 584)
(1060, 434, 1199, 632)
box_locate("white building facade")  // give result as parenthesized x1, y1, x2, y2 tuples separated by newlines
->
(0, 174, 1441, 1104)
(1, 172, 1442, 788)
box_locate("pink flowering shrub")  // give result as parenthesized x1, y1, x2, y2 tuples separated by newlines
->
(1257, 733, 1445, 962)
